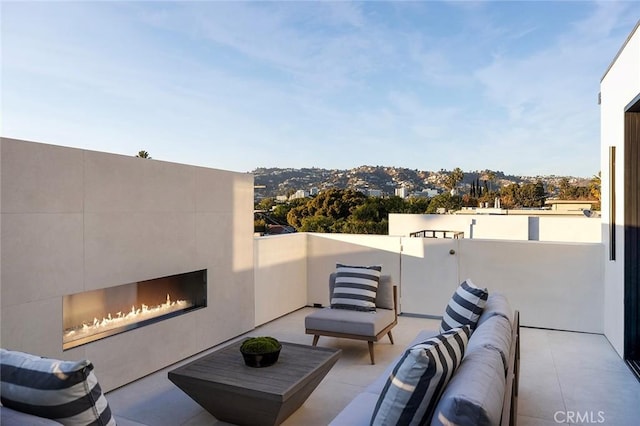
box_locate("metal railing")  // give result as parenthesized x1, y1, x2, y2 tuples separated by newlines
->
(409, 229, 464, 239)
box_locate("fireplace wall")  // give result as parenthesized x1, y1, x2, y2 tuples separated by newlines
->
(63, 269, 207, 350)
(0, 138, 255, 391)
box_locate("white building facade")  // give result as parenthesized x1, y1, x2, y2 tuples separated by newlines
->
(600, 21, 640, 371)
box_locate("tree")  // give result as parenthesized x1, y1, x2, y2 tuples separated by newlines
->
(404, 197, 430, 213)
(341, 217, 388, 234)
(286, 188, 366, 229)
(589, 172, 601, 203)
(136, 150, 152, 159)
(486, 171, 496, 192)
(271, 202, 297, 223)
(520, 183, 537, 207)
(445, 168, 464, 192)
(533, 181, 546, 207)
(426, 193, 461, 214)
(299, 215, 335, 233)
(281, 189, 434, 234)
(499, 184, 520, 209)
(255, 198, 276, 211)
(461, 193, 478, 207)
(558, 178, 575, 199)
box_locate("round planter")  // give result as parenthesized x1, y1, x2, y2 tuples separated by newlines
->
(240, 346, 281, 368)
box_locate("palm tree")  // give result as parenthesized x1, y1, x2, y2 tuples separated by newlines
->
(136, 150, 152, 159)
(446, 168, 464, 193)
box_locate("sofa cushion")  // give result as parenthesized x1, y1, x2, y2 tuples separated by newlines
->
(477, 292, 513, 328)
(331, 264, 382, 312)
(440, 279, 488, 333)
(467, 314, 512, 372)
(365, 329, 440, 395)
(370, 326, 470, 426)
(0, 349, 115, 426)
(431, 346, 506, 426)
(330, 273, 394, 310)
(0, 406, 63, 425)
(305, 306, 396, 337)
(328, 391, 380, 425)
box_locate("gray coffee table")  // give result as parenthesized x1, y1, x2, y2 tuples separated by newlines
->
(168, 340, 341, 426)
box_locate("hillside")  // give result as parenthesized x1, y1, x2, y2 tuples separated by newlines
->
(252, 166, 591, 199)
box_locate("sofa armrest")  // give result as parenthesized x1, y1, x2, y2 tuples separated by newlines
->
(500, 310, 520, 426)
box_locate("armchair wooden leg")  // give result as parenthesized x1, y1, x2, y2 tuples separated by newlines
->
(312, 335, 319, 346)
(387, 331, 394, 345)
(368, 341, 375, 365)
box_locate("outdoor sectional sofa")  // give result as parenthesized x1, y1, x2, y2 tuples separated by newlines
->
(330, 291, 520, 426)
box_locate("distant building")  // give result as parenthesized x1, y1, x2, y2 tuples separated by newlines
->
(290, 190, 309, 200)
(395, 187, 408, 198)
(545, 200, 593, 213)
(411, 189, 439, 198)
(310, 187, 319, 196)
(367, 189, 383, 197)
(276, 195, 288, 202)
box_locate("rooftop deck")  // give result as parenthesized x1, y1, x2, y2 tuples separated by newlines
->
(107, 307, 640, 426)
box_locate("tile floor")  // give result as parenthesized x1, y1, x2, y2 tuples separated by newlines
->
(107, 308, 640, 426)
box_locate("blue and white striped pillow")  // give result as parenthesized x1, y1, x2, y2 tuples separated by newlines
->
(0, 349, 115, 426)
(330, 264, 381, 312)
(371, 326, 471, 425)
(440, 279, 488, 333)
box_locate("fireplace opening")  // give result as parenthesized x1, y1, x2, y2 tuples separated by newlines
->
(63, 269, 207, 350)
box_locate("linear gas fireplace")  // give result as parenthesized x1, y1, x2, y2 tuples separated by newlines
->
(63, 270, 207, 350)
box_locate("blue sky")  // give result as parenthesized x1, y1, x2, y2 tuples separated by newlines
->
(2, 1, 639, 177)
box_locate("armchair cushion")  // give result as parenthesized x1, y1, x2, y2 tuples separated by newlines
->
(330, 264, 381, 312)
(330, 273, 394, 310)
(305, 306, 396, 337)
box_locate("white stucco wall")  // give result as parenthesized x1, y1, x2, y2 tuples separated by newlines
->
(396, 237, 603, 333)
(389, 213, 600, 242)
(0, 138, 255, 391)
(306, 233, 402, 306)
(254, 233, 307, 326)
(469, 215, 529, 240)
(458, 240, 603, 333)
(400, 237, 460, 315)
(275, 231, 604, 333)
(388, 214, 473, 237)
(600, 23, 640, 357)
(537, 217, 602, 242)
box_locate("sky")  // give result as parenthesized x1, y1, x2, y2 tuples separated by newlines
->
(2, 1, 639, 177)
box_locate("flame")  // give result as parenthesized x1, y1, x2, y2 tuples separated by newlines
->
(63, 294, 190, 344)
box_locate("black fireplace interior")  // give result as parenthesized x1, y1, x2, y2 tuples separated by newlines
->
(63, 269, 207, 350)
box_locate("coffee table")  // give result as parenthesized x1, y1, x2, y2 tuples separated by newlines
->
(168, 340, 341, 426)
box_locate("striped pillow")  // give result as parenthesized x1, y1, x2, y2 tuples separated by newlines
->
(330, 264, 381, 312)
(0, 349, 115, 426)
(440, 279, 488, 333)
(371, 326, 471, 425)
